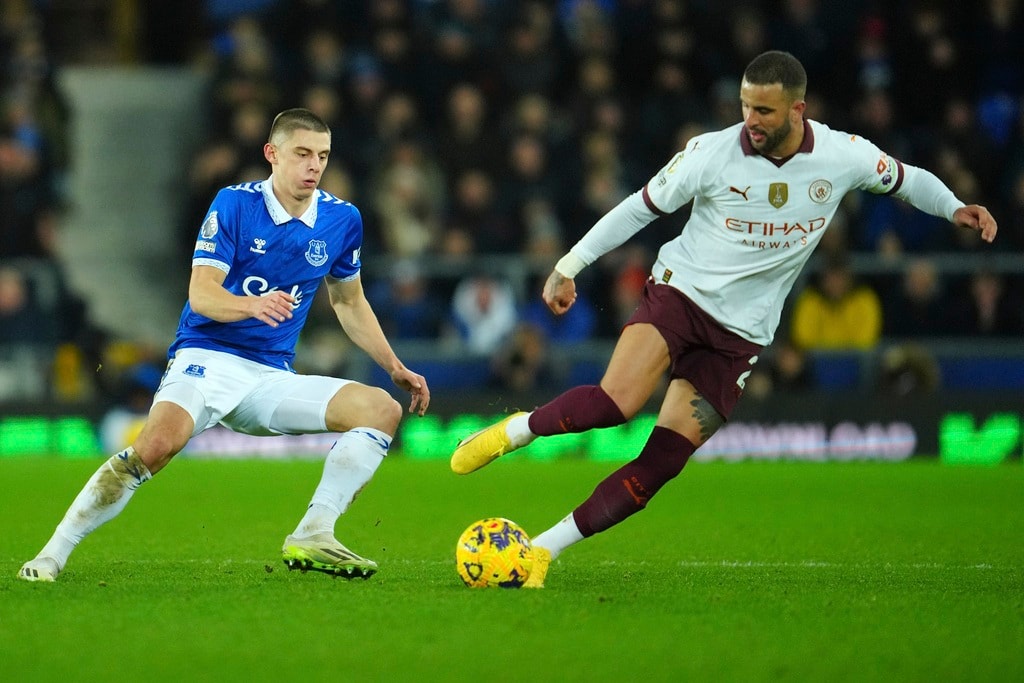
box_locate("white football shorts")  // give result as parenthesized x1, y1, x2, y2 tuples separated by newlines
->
(153, 347, 352, 438)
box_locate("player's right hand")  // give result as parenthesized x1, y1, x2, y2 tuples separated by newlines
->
(252, 290, 295, 327)
(391, 366, 431, 416)
(542, 269, 577, 315)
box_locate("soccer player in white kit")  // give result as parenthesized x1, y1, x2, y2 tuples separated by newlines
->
(450, 51, 997, 587)
(19, 108, 430, 582)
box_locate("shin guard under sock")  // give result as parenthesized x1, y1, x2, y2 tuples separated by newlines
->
(573, 426, 695, 537)
(527, 385, 626, 436)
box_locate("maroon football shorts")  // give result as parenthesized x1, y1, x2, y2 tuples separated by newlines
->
(626, 278, 763, 419)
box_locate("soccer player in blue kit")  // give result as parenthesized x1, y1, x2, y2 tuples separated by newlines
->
(451, 51, 998, 587)
(19, 108, 430, 582)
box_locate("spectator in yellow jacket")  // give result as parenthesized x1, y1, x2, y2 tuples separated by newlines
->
(790, 254, 882, 350)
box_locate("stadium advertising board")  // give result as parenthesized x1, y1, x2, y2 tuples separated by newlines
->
(0, 395, 1021, 464)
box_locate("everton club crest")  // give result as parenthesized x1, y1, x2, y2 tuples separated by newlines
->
(305, 239, 328, 267)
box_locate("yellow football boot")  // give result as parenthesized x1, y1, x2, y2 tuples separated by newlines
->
(450, 412, 527, 475)
(524, 546, 551, 588)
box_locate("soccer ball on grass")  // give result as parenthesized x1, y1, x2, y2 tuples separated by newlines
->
(456, 517, 534, 588)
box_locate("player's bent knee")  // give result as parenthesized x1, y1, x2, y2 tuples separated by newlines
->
(131, 404, 194, 473)
(326, 384, 402, 434)
(132, 431, 188, 473)
(599, 386, 645, 421)
(374, 394, 403, 434)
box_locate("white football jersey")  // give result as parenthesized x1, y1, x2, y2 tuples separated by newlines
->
(643, 119, 909, 345)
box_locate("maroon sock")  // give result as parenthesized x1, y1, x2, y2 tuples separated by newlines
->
(527, 385, 626, 436)
(573, 426, 695, 537)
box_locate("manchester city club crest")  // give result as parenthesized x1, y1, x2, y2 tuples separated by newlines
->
(305, 239, 329, 267)
(809, 179, 833, 204)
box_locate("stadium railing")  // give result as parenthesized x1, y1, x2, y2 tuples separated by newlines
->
(1, 252, 1022, 404)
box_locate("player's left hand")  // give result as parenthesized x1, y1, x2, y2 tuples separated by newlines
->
(542, 269, 578, 315)
(953, 205, 997, 243)
(392, 367, 430, 416)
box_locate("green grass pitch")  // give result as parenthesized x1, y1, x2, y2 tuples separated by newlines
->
(2, 455, 1022, 682)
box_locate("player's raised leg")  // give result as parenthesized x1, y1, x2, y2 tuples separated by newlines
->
(451, 323, 668, 474)
(450, 411, 530, 474)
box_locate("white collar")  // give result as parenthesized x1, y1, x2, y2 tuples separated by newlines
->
(261, 175, 318, 228)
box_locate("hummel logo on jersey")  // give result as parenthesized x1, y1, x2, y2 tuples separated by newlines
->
(184, 364, 206, 378)
(250, 238, 267, 254)
(729, 185, 751, 201)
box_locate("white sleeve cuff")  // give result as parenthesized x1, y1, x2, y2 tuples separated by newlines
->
(895, 163, 965, 222)
(554, 252, 587, 279)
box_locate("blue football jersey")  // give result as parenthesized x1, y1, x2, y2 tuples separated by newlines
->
(168, 177, 363, 369)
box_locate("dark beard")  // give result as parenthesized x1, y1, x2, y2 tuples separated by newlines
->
(757, 119, 792, 156)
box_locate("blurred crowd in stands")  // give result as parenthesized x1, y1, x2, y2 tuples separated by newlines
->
(0, 0, 117, 404)
(2, 0, 1023, 405)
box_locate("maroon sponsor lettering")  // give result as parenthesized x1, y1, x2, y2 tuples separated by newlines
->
(741, 236, 808, 249)
(725, 216, 827, 235)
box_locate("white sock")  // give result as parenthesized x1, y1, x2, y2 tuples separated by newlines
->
(531, 513, 584, 559)
(36, 447, 152, 569)
(293, 428, 391, 538)
(507, 412, 537, 449)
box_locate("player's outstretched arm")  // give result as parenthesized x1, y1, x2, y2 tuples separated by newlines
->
(541, 191, 659, 316)
(893, 164, 998, 245)
(952, 205, 998, 244)
(326, 275, 430, 415)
